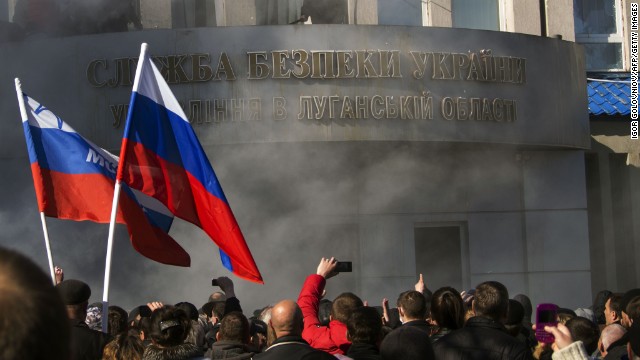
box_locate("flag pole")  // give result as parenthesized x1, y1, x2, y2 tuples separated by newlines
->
(15, 78, 56, 285)
(102, 43, 148, 334)
(102, 180, 122, 333)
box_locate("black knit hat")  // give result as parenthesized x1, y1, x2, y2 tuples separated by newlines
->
(506, 299, 525, 325)
(56, 279, 91, 305)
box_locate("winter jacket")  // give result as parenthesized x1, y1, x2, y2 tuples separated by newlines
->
(252, 335, 336, 360)
(345, 343, 382, 360)
(298, 274, 351, 355)
(143, 343, 206, 360)
(206, 340, 253, 360)
(433, 316, 533, 360)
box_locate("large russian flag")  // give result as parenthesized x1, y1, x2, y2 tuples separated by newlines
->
(20, 92, 190, 266)
(117, 44, 263, 283)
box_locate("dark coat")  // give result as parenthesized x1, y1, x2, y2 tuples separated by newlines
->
(252, 335, 336, 360)
(346, 343, 382, 360)
(69, 320, 111, 360)
(404, 319, 434, 335)
(433, 316, 533, 360)
(604, 336, 630, 360)
(206, 340, 253, 360)
(143, 343, 206, 360)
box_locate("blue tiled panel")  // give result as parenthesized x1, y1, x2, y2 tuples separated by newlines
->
(587, 76, 631, 116)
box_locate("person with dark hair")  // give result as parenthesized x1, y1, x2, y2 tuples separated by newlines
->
(254, 299, 335, 360)
(514, 294, 533, 327)
(565, 317, 600, 355)
(103, 333, 145, 360)
(109, 306, 130, 338)
(620, 289, 640, 328)
(318, 299, 332, 326)
(346, 306, 382, 360)
(297, 257, 363, 355)
(626, 296, 640, 326)
(604, 293, 624, 326)
(627, 321, 640, 360)
(143, 305, 205, 359)
(205, 311, 253, 359)
(380, 325, 435, 360)
(397, 290, 432, 334)
(0, 247, 70, 360)
(57, 278, 111, 360)
(594, 290, 614, 326)
(506, 299, 525, 337)
(433, 281, 532, 360)
(430, 287, 465, 342)
(249, 319, 268, 352)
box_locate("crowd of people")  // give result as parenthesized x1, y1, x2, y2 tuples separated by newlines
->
(2, 246, 640, 360)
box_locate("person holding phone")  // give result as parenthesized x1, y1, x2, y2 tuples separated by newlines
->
(297, 257, 363, 355)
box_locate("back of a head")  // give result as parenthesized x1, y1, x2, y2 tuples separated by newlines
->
(473, 281, 509, 322)
(430, 287, 464, 330)
(565, 317, 600, 354)
(627, 296, 640, 324)
(0, 247, 70, 360)
(108, 306, 129, 337)
(219, 311, 250, 343)
(175, 302, 199, 321)
(318, 299, 332, 326)
(331, 292, 363, 324)
(513, 294, 533, 323)
(621, 289, 640, 317)
(505, 299, 525, 337)
(380, 325, 435, 360)
(601, 323, 626, 352)
(347, 306, 382, 345)
(397, 290, 427, 321)
(149, 306, 191, 347)
(102, 333, 144, 360)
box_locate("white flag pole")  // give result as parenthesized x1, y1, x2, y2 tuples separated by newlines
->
(15, 78, 56, 285)
(102, 180, 122, 333)
(102, 43, 148, 334)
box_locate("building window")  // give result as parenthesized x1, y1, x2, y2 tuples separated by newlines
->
(574, 0, 624, 71)
(452, 0, 499, 31)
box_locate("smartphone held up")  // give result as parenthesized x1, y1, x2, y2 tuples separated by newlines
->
(535, 303, 559, 344)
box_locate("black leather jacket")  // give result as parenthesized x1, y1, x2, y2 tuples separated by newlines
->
(433, 316, 533, 360)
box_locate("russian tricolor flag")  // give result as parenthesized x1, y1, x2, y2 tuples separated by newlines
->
(20, 92, 190, 266)
(117, 44, 263, 283)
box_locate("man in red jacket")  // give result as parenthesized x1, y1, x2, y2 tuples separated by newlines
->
(297, 257, 363, 355)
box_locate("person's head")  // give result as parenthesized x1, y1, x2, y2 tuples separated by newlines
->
(397, 290, 427, 322)
(599, 323, 626, 356)
(108, 306, 129, 337)
(605, 293, 624, 326)
(472, 281, 509, 322)
(0, 247, 70, 360)
(621, 289, 640, 328)
(318, 299, 332, 326)
(86, 304, 102, 331)
(149, 305, 191, 347)
(56, 278, 91, 320)
(257, 305, 273, 326)
(268, 299, 304, 345)
(249, 319, 268, 352)
(216, 311, 250, 344)
(209, 291, 227, 303)
(430, 287, 464, 330)
(513, 294, 532, 324)
(380, 326, 435, 360)
(202, 301, 226, 323)
(593, 290, 613, 325)
(175, 302, 199, 322)
(128, 305, 151, 328)
(331, 292, 364, 324)
(557, 308, 577, 325)
(347, 306, 382, 345)
(505, 299, 525, 337)
(627, 296, 640, 327)
(102, 333, 144, 360)
(566, 317, 600, 354)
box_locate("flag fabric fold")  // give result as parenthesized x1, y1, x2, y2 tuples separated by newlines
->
(20, 93, 190, 267)
(117, 43, 263, 283)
